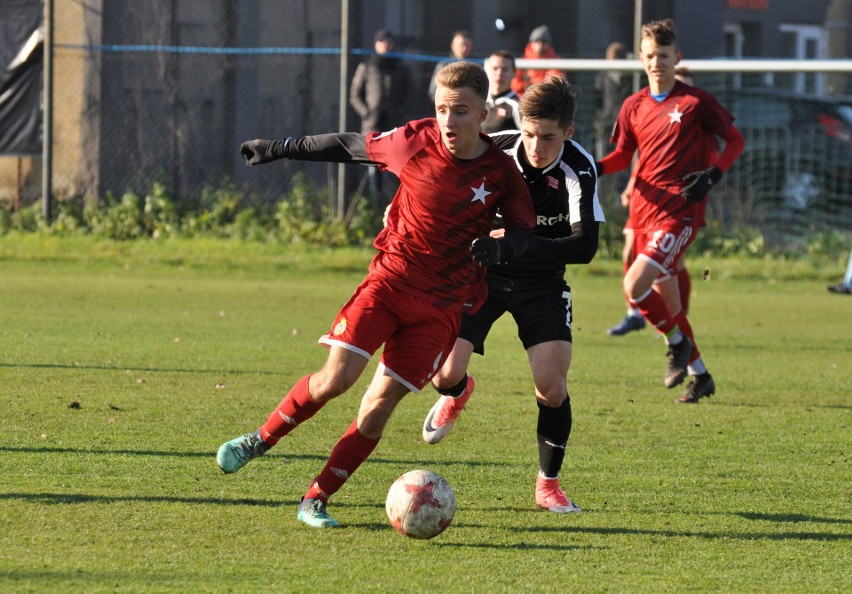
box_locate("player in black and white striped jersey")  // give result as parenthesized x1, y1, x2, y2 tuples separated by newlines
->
(482, 50, 522, 134)
(424, 75, 605, 514)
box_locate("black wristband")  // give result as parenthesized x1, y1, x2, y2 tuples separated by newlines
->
(707, 166, 722, 184)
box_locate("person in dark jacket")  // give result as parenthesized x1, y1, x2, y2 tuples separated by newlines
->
(350, 29, 412, 135)
(349, 29, 413, 196)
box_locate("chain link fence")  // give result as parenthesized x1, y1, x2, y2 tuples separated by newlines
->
(13, 0, 852, 246)
(51, 0, 362, 213)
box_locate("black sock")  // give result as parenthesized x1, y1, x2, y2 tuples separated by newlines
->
(433, 374, 468, 398)
(252, 430, 271, 452)
(536, 395, 571, 478)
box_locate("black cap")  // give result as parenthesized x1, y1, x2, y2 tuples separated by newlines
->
(374, 29, 395, 43)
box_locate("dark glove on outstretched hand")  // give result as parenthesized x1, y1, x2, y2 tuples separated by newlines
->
(471, 237, 502, 267)
(240, 138, 290, 166)
(681, 166, 722, 203)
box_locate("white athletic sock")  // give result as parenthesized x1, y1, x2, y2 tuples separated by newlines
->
(666, 331, 684, 346)
(688, 358, 707, 376)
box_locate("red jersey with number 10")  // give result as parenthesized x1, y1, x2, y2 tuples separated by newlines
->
(367, 118, 535, 314)
(610, 81, 736, 231)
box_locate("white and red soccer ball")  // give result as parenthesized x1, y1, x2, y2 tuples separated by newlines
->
(385, 469, 456, 539)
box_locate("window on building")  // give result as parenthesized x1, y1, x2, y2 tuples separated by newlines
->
(724, 23, 744, 89)
(779, 24, 826, 94)
(725, 22, 764, 90)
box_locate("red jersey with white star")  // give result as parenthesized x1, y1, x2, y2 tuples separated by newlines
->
(609, 82, 736, 231)
(367, 118, 535, 313)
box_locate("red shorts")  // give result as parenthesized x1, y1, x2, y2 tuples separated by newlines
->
(319, 275, 460, 393)
(633, 221, 697, 280)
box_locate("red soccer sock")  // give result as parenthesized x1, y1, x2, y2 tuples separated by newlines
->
(673, 309, 702, 363)
(630, 287, 677, 336)
(304, 419, 380, 502)
(623, 260, 632, 309)
(677, 267, 692, 314)
(259, 374, 324, 446)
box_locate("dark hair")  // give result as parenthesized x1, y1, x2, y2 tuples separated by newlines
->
(435, 61, 489, 102)
(519, 74, 578, 129)
(374, 28, 395, 43)
(641, 19, 677, 47)
(488, 50, 516, 70)
(453, 30, 473, 41)
(605, 42, 628, 60)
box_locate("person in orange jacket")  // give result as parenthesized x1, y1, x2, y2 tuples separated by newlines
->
(512, 25, 565, 95)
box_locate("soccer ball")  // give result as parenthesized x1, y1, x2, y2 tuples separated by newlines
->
(385, 469, 456, 539)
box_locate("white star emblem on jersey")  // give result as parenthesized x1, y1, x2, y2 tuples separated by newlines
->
(470, 181, 492, 204)
(668, 105, 684, 124)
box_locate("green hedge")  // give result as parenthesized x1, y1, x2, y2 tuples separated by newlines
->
(1, 176, 846, 263)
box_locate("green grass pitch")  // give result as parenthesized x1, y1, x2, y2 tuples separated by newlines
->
(0, 236, 849, 592)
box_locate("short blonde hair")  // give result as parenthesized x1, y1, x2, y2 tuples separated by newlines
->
(435, 61, 489, 102)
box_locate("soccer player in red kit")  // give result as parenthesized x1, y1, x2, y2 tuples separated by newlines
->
(216, 61, 536, 528)
(597, 19, 744, 403)
(607, 67, 711, 336)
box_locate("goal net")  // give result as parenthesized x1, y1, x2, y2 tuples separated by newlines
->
(521, 57, 852, 247)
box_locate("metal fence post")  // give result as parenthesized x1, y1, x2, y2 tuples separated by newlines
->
(42, 0, 53, 221)
(336, 0, 349, 221)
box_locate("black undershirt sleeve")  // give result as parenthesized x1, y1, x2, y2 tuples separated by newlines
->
(499, 227, 535, 262)
(524, 221, 599, 264)
(283, 133, 373, 164)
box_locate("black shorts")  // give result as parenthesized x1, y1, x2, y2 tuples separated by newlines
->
(460, 282, 573, 355)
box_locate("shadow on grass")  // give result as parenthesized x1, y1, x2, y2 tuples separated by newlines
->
(0, 446, 512, 468)
(715, 400, 852, 410)
(212, 519, 602, 551)
(521, 524, 851, 542)
(0, 569, 195, 585)
(0, 493, 402, 511)
(342, 521, 774, 552)
(0, 445, 320, 460)
(435, 541, 597, 552)
(3, 492, 846, 544)
(0, 492, 293, 507)
(737, 512, 852, 525)
(0, 361, 286, 376)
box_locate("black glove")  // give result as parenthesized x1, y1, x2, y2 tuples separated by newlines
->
(681, 166, 722, 203)
(471, 237, 502, 267)
(594, 161, 604, 177)
(240, 138, 290, 166)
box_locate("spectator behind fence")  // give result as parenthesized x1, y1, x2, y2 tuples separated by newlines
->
(350, 29, 412, 135)
(428, 30, 474, 101)
(482, 50, 521, 133)
(350, 29, 413, 197)
(512, 25, 564, 96)
(593, 42, 632, 158)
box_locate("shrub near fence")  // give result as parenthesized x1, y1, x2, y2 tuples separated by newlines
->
(0, 175, 386, 248)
